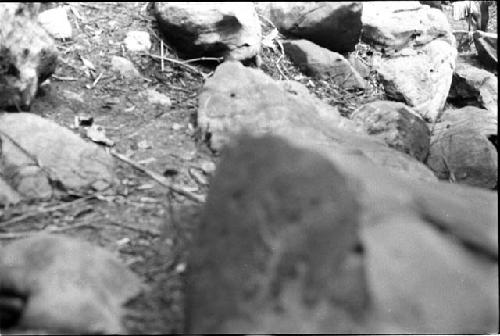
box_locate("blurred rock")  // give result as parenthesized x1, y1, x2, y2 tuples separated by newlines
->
(124, 30, 151, 52)
(283, 39, 365, 90)
(0, 176, 22, 205)
(0, 3, 58, 110)
(144, 88, 171, 107)
(37, 6, 72, 40)
(426, 106, 497, 189)
(448, 63, 498, 119)
(185, 132, 498, 333)
(269, 2, 362, 53)
(0, 234, 143, 334)
(197, 61, 436, 181)
(0, 113, 116, 200)
(351, 101, 430, 162)
(153, 2, 261, 61)
(110, 55, 140, 78)
(473, 30, 497, 69)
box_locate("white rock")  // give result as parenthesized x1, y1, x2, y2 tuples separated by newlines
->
(38, 6, 72, 39)
(110, 56, 140, 78)
(124, 30, 151, 52)
(145, 89, 171, 107)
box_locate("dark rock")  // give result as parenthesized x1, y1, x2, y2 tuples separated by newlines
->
(473, 30, 497, 70)
(269, 2, 362, 53)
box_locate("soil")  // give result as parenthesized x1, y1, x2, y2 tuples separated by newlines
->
(0, 2, 497, 334)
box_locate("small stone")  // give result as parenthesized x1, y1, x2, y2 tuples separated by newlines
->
(172, 123, 182, 131)
(110, 56, 140, 78)
(145, 89, 171, 107)
(38, 6, 73, 39)
(124, 30, 151, 52)
(137, 140, 151, 149)
(200, 161, 216, 174)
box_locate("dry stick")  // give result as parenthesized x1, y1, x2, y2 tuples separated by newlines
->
(0, 223, 96, 239)
(183, 57, 224, 64)
(110, 150, 205, 203)
(143, 53, 204, 76)
(160, 40, 165, 72)
(0, 197, 94, 227)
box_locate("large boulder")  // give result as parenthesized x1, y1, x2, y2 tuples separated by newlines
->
(0, 3, 58, 110)
(361, 1, 454, 51)
(268, 2, 362, 53)
(473, 30, 497, 70)
(153, 2, 261, 62)
(375, 39, 457, 121)
(185, 132, 498, 333)
(448, 63, 498, 119)
(0, 113, 116, 203)
(197, 61, 436, 181)
(426, 106, 497, 189)
(0, 234, 143, 333)
(283, 39, 365, 90)
(351, 101, 430, 162)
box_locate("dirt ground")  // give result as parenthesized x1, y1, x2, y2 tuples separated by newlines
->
(0, 2, 497, 334)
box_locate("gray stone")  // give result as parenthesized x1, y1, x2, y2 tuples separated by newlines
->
(153, 2, 261, 61)
(376, 39, 456, 121)
(361, 2, 454, 52)
(0, 3, 58, 110)
(0, 234, 143, 333)
(0, 176, 22, 205)
(110, 56, 140, 79)
(283, 39, 365, 90)
(197, 61, 437, 182)
(185, 132, 498, 333)
(473, 30, 497, 70)
(124, 30, 151, 52)
(0, 113, 116, 200)
(269, 2, 362, 53)
(426, 106, 497, 189)
(351, 101, 430, 162)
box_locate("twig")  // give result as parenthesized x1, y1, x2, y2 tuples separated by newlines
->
(183, 57, 224, 64)
(105, 220, 160, 237)
(0, 197, 95, 227)
(90, 72, 103, 88)
(52, 75, 78, 81)
(110, 150, 205, 203)
(0, 223, 96, 239)
(142, 53, 205, 76)
(160, 40, 165, 72)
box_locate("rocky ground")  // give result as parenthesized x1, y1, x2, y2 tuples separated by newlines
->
(0, 2, 497, 334)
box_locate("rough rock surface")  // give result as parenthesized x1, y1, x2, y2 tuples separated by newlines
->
(426, 106, 497, 189)
(0, 3, 58, 110)
(448, 63, 498, 118)
(0, 234, 143, 333)
(197, 61, 436, 182)
(361, 1, 454, 51)
(110, 55, 140, 79)
(185, 132, 498, 333)
(153, 2, 261, 61)
(268, 2, 362, 53)
(473, 30, 498, 70)
(0, 113, 116, 202)
(283, 39, 365, 90)
(375, 40, 456, 121)
(351, 101, 430, 162)
(0, 176, 22, 205)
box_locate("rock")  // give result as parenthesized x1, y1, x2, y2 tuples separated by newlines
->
(269, 2, 362, 53)
(426, 106, 497, 189)
(110, 56, 140, 79)
(0, 234, 143, 334)
(283, 39, 365, 90)
(419, 1, 443, 9)
(186, 133, 365, 333)
(0, 3, 58, 110)
(473, 30, 497, 70)
(351, 101, 430, 162)
(448, 63, 498, 118)
(144, 88, 171, 107)
(376, 39, 457, 121)
(197, 61, 436, 181)
(153, 2, 261, 62)
(0, 113, 116, 200)
(0, 176, 22, 205)
(124, 30, 151, 52)
(185, 132, 498, 333)
(347, 52, 371, 79)
(453, 30, 473, 52)
(361, 1, 454, 51)
(37, 6, 72, 40)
